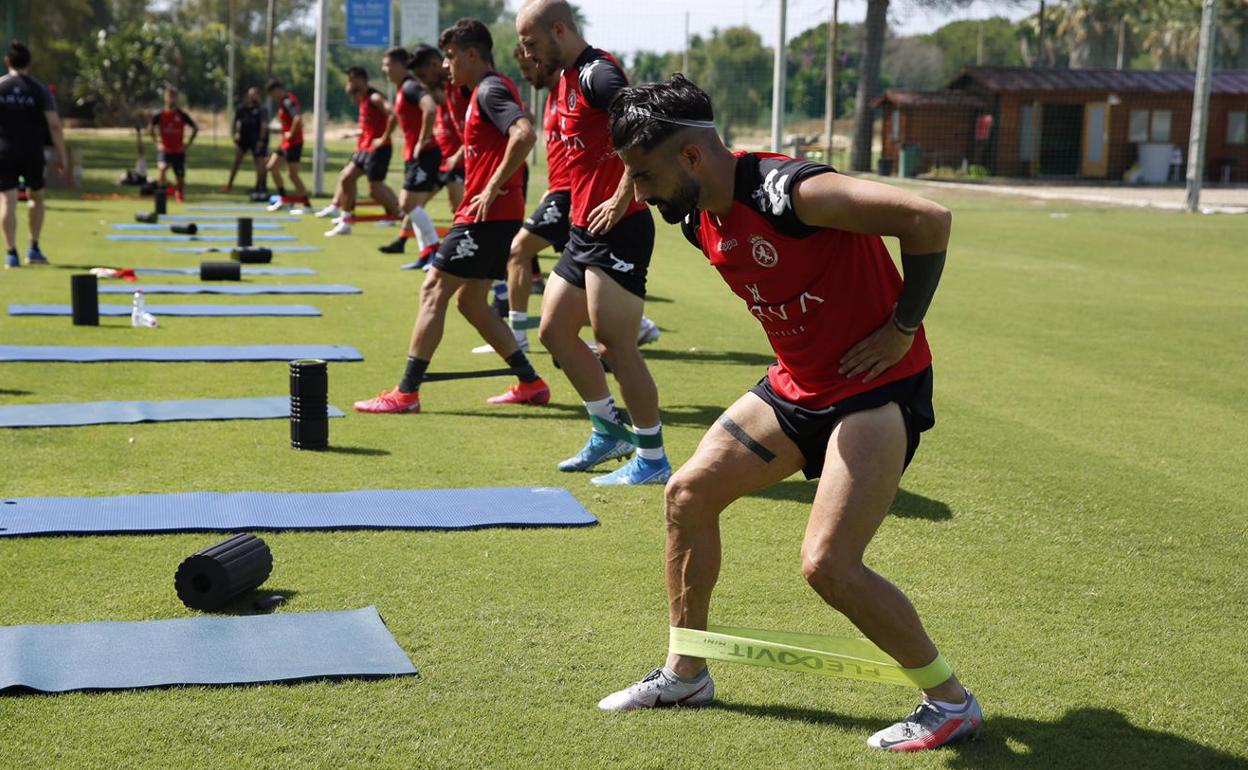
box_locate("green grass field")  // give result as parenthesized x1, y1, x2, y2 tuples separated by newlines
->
(2, 136, 1246, 769)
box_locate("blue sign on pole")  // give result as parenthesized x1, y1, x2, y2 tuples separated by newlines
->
(347, 0, 391, 48)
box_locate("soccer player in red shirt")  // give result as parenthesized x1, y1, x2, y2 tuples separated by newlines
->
(148, 85, 198, 203)
(265, 78, 310, 210)
(354, 18, 549, 415)
(433, 72, 470, 218)
(318, 67, 402, 236)
(378, 46, 442, 262)
(517, 0, 668, 485)
(598, 75, 982, 753)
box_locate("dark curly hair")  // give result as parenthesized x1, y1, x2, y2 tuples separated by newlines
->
(608, 74, 714, 152)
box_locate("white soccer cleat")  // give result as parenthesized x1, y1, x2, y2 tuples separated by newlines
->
(324, 221, 352, 237)
(314, 204, 341, 219)
(598, 667, 714, 711)
(867, 690, 984, 752)
(266, 199, 287, 212)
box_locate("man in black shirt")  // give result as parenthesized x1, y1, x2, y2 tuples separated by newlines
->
(224, 87, 269, 194)
(0, 41, 66, 268)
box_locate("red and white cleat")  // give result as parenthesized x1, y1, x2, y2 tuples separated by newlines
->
(486, 379, 550, 405)
(353, 388, 421, 414)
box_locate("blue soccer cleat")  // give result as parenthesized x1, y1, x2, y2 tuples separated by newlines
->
(590, 455, 671, 486)
(558, 431, 634, 472)
(26, 246, 48, 265)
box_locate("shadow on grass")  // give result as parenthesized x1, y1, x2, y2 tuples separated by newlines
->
(643, 348, 777, 367)
(748, 482, 953, 522)
(714, 701, 1247, 769)
(320, 445, 391, 457)
(221, 587, 299, 615)
(0, 389, 32, 396)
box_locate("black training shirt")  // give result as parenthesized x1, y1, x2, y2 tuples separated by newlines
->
(0, 73, 55, 157)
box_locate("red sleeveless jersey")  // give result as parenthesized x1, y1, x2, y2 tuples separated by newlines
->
(356, 88, 390, 151)
(454, 72, 527, 225)
(394, 77, 427, 162)
(556, 47, 646, 228)
(682, 152, 932, 408)
(435, 85, 470, 171)
(278, 92, 302, 147)
(544, 91, 569, 192)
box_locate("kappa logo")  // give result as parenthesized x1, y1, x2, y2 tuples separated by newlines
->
(751, 168, 792, 216)
(450, 232, 479, 261)
(609, 253, 635, 273)
(538, 202, 564, 226)
(750, 235, 779, 267)
(414, 167, 427, 185)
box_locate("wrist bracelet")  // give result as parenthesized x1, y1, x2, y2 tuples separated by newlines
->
(891, 314, 919, 336)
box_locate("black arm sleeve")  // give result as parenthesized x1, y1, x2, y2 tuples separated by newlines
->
(180, 109, 199, 131)
(150, 113, 160, 128)
(477, 77, 526, 135)
(893, 251, 946, 333)
(283, 96, 299, 117)
(579, 58, 629, 111)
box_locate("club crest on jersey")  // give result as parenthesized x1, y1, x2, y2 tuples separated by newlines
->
(567, 90, 578, 110)
(752, 168, 792, 216)
(750, 235, 779, 268)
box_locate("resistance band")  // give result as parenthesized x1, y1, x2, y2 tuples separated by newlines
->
(589, 415, 663, 449)
(669, 625, 952, 689)
(422, 368, 514, 382)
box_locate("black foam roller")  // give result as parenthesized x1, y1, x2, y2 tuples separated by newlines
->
(290, 359, 329, 450)
(70, 274, 99, 326)
(154, 188, 167, 215)
(171, 222, 198, 235)
(200, 261, 241, 281)
(134, 211, 158, 223)
(237, 217, 253, 247)
(175, 533, 273, 611)
(232, 246, 272, 264)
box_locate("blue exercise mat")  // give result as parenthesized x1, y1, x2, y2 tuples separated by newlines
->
(0, 345, 363, 362)
(184, 205, 275, 212)
(106, 234, 296, 242)
(166, 245, 321, 253)
(160, 214, 296, 221)
(113, 223, 283, 231)
(9, 304, 321, 317)
(0, 396, 345, 428)
(133, 267, 315, 275)
(98, 284, 360, 295)
(0, 487, 598, 536)
(0, 606, 417, 694)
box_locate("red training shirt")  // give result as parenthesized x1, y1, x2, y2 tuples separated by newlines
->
(356, 87, 390, 152)
(453, 72, 528, 226)
(544, 91, 569, 192)
(394, 77, 429, 162)
(435, 85, 470, 172)
(681, 152, 932, 408)
(151, 109, 197, 154)
(556, 46, 646, 228)
(278, 91, 302, 148)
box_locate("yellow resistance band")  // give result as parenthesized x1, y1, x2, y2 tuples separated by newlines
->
(669, 625, 952, 689)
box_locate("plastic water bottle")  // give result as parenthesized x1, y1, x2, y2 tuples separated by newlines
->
(131, 289, 158, 328)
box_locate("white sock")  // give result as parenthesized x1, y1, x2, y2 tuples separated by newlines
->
(635, 423, 664, 460)
(930, 693, 969, 713)
(411, 206, 438, 248)
(508, 311, 528, 333)
(584, 396, 620, 428)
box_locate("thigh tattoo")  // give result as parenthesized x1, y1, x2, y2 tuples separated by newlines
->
(717, 415, 777, 463)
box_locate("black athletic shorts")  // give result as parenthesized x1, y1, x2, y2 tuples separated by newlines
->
(238, 136, 268, 158)
(553, 209, 655, 299)
(439, 166, 465, 186)
(351, 145, 392, 182)
(158, 151, 187, 177)
(404, 147, 442, 192)
(522, 190, 570, 252)
(750, 366, 935, 480)
(0, 153, 45, 191)
(431, 221, 521, 280)
(277, 143, 303, 163)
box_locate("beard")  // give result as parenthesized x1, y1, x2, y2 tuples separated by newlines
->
(649, 172, 701, 224)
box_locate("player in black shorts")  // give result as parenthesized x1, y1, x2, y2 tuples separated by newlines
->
(1, 41, 67, 268)
(224, 87, 269, 194)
